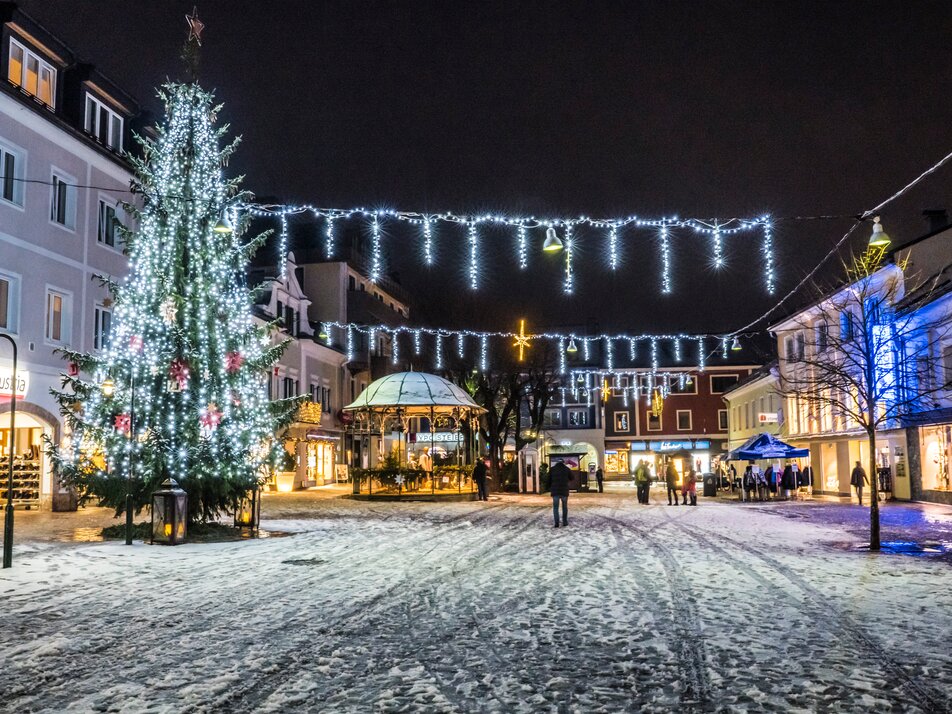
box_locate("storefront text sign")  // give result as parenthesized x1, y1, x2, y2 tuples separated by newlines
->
(0, 368, 28, 399)
(758, 412, 779, 424)
(413, 431, 464, 443)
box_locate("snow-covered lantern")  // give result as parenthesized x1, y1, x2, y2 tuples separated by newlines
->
(234, 487, 260, 530)
(151, 478, 188, 545)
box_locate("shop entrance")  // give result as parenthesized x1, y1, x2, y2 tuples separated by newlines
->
(0, 409, 55, 510)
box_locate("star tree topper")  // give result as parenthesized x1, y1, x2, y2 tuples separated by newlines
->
(186, 7, 205, 45)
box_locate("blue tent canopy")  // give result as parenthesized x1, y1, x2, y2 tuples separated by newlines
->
(728, 433, 809, 460)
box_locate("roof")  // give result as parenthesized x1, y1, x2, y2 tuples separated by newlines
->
(344, 371, 485, 413)
(720, 360, 779, 398)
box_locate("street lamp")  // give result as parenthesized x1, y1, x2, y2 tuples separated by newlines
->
(102, 366, 135, 546)
(1, 333, 17, 569)
(868, 216, 891, 248)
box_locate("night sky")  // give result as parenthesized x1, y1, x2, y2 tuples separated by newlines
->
(19, 0, 952, 341)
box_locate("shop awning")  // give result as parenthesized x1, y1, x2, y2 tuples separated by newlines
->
(728, 433, 809, 460)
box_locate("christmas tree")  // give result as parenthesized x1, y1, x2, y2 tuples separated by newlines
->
(50, 80, 296, 522)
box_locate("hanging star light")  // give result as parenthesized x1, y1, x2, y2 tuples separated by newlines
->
(513, 319, 531, 362)
(186, 6, 205, 45)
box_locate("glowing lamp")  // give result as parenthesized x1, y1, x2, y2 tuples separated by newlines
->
(731, 336, 742, 351)
(151, 477, 188, 545)
(213, 213, 234, 234)
(542, 227, 563, 252)
(234, 487, 261, 530)
(101, 377, 116, 397)
(868, 216, 890, 248)
(566, 338, 578, 354)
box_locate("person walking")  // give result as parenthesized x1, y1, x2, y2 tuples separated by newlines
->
(850, 461, 868, 505)
(595, 466, 604, 494)
(634, 459, 650, 504)
(473, 458, 489, 501)
(681, 468, 697, 506)
(550, 459, 571, 527)
(665, 460, 679, 506)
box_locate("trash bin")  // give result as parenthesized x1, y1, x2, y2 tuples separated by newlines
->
(703, 473, 717, 497)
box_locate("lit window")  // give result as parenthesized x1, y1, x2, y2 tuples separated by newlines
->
(84, 95, 124, 150)
(8, 39, 56, 108)
(568, 409, 589, 427)
(50, 173, 76, 229)
(0, 141, 24, 205)
(94, 304, 111, 350)
(45, 289, 70, 344)
(98, 199, 118, 247)
(614, 411, 630, 432)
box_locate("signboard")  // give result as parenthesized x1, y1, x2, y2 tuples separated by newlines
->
(550, 455, 580, 469)
(0, 368, 28, 400)
(758, 412, 779, 424)
(413, 432, 464, 443)
(630, 441, 648, 451)
(649, 440, 695, 452)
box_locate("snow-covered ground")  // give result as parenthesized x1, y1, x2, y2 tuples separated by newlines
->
(2, 491, 951, 713)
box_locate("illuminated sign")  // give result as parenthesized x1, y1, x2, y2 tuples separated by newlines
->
(758, 412, 779, 424)
(414, 432, 464, 443)
(0, 368, 28, 400)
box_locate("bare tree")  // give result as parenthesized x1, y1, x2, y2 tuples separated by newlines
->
(777, 247, 952, 550)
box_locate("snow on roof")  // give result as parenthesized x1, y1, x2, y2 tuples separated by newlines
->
(344, 372, 485, 412)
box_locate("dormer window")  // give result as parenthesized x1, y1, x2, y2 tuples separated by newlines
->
(7, 38, 55, 109)
(84, 94, 123, 150)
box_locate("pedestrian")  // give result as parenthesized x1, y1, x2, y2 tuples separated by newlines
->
(681, 468, 697, 506)
(755, 466, 768, 501)
(763, 465, 774, 501)
(550, 459, 571, 528)
(634, 459, 650, 504)
(781, 462, 795, 500)
(729, 463, 738, 492)
(665, 460, 679, 506)
(595, 466, 604, 493)
(473, 458, 489, 501)
(850, 461, 868, 505)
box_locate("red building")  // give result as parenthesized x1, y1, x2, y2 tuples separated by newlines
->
(602, 364, 758, 479)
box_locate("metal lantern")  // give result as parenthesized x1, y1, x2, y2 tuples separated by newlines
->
(151, 478, 188, 545)
(234, 487, 260, 530)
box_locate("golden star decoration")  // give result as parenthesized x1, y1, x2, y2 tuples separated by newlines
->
(513, 319, 531, 362)
(186, 7, 205, 45)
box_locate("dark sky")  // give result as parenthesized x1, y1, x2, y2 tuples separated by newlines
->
(20, 0, 952, 338)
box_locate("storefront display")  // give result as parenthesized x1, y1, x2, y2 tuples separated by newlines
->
(1, 426, 44, 509)
(604, 449, 629, 475)
(920, 424, 952, 492)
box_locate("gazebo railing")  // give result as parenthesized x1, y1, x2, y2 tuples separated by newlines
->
(352, 466, 476, 496)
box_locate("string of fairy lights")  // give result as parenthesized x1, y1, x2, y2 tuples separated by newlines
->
(240, 202, 776, 296)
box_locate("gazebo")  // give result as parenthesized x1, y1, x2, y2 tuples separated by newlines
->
(343, 371, 485, 495)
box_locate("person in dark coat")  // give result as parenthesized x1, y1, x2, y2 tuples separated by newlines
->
(781, 463, 795, 499)
(634, 459, 651, 504)
(850, 461, 868, 505)
(549, 460, 571, 527)
(595, 466, 604, 493)
(665, 460, 679, 506)
(473, 459, 489, 501)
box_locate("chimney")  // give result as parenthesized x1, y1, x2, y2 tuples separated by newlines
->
(922, 209, 948, 233)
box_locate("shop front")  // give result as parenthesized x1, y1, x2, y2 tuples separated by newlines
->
(807, 431, 909, 500)
(628, 439, 714, 482)
(908, 419, 952, 505)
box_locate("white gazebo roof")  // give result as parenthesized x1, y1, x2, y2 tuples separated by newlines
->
(343, 372, 485, 414)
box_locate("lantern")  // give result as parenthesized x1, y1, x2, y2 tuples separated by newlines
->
(234, 487, 260, 530)
(151, 478, 187, 545)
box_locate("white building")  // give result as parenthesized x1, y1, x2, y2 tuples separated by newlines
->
(0, 6, 144, 510)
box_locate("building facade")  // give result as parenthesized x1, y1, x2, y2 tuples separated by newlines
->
(0, 4, 144, 510)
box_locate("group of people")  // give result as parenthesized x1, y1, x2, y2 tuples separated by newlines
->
(737, 461, 814, 502)
(631, 458, 698, 506)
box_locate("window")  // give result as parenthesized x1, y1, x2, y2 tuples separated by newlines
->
(45, 288, 70, 344)
(348, 275, 356, 291)
(718, 409, 729, 431)
(50, 173, 77, 229)
(796, 332, 805, 361)
(710, 374, 739, 394)
(8, 39, 55, 108)
(614, 411, 630, 432)
(864, 297, 882, 327)
(0, 272, 20, 332)
(647, 413, 662, 431)
(676, 410, 692, 431)
(282, 377, 298, 399)
(943, 345, 952, 387)
(98, 199, 118, 247)
(543, 409, 562, 428)
(669, 375, 697, 395)
(840, 311, 854, 341)
(322, 387, 331, 412)
(84, 95, 123, 150)
(815, 322, 828, 353)
(0, 141, 24, 206)
(568, 409, 589, 427)
(94, 304, 112, 350)
(611, 376, 629, 397)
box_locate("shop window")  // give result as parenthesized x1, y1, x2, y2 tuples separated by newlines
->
(677, 410, 692, 431)
(614, 411, 630, 432)
(0, 140, 25, 206)
(710, 374, 739, 394)
(605, 450, 629, 474)
(8, 39, 56, 109)
(718, 409, 728, 431)
(0, 272, 20, 333)
(920, 425, 952, 492)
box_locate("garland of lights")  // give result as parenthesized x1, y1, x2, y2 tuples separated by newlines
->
(242, 203, 775, 295)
